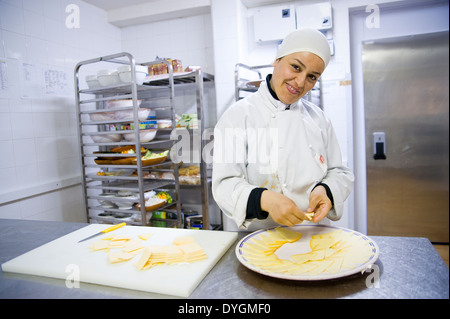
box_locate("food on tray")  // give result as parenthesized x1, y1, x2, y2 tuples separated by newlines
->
(155, 191, 172, 203)
(141, 165, 201, 185)
(148, 59, 183, 76)
(131, 150, 169, 166)
(241, 227, 375, 276)
(179, 165, 201, 185)
(136, 191, 173, 211)
(96, 170, 129, 176)
(176, 114, 198, 129)
(142, 150, 169, 160)
(110, 145, 147, 153)
(94, 146, 148, 165)
(142, 197, 165, 207)
(179, 165, 200, 176)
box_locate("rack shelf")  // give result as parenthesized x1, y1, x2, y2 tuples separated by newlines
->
(75, 52, 215, 229)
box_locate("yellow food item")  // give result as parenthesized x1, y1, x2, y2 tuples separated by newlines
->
(122, 240, 145, 255)
(156, 193, 169, 201)
(89, 232, 207, 269)
(241, 227, 375, 276)
(138, 233, 154, 240)
(107, 235, 131, 248)
(177, 242, 207, 262)
(108, 251, 135, 264)
(179, 165, 200, 176)
(164, 245, 185, 264)
(272, 227, 302, 242)
(135, 247, 154, 270)
(173, 236, 195, 245)
(89, 240, 110, 252)
(134, 240, 207, 270)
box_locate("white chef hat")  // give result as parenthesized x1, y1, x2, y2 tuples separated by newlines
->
(276, 28, 331, 67)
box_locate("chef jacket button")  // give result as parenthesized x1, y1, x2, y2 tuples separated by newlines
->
(309, 144, 312, 149)
(272, 114, 276, 118)
(283, 183, 287, 188)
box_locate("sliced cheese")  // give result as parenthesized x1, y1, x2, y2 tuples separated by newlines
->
(138, 233, 154, 240)
(108, 240, 128, 248)
(164, 245, 184, 264)
(178, 242, 207, 262)
(290, 252, 314, 264)
(173, 236, 195, 245)
(134, 240, 208, 270)
(135, 247, 153, 270)
(110, 235, 132, 241)
(89, 240, 110, 252)
(274, 227, 302, 243)
(122, 239, 145, 254)
(242, 227, 376, 276)
(108, 251, 135, 264)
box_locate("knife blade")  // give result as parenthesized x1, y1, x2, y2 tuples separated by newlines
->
(78, 222, 126, 243)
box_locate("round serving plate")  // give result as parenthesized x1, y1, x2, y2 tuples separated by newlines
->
(235, 224, 379, 281)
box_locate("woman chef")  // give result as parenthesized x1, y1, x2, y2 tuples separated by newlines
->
(212, 28, 354, 231)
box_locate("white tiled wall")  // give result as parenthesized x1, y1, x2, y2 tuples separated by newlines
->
(0, 0, 121, 222)
(210, 0, 242, 119)
(0, 0, 216, 223)
(121, 14, 214, 74)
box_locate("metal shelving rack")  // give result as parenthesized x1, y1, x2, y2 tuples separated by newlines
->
(234, 63, 272, 101)
(74, 52, 214, 229)
(234, 63, 322, 107)
(74, 52, 182, 227)
(147, 67, 215, 229)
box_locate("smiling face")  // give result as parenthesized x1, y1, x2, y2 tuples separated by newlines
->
(270, 52, 325, 105)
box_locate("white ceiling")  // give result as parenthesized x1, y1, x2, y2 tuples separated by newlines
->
(83, 0, 290, 12)
(84, 0, 161, 11)
(82, 0, 295, 27)
(84, 0, 211, 27)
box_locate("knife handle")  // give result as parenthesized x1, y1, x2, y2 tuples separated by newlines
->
(101, 222, 126, 234)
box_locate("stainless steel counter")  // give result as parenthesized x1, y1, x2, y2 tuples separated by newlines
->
(0, 219, 448, 299)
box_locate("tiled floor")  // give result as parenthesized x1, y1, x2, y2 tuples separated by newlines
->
(433, 244, 449, 267)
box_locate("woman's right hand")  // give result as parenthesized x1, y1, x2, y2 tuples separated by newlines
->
(260, 190, 309, 226)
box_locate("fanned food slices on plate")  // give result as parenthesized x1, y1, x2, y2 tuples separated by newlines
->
(236, 225, 379, 280)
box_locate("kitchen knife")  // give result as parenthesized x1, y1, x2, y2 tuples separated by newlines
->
(78, 222, 126, 243)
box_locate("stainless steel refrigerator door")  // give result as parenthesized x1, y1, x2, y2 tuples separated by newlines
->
(363, 32, 449, 242)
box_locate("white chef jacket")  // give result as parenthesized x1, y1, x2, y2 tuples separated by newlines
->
(212, 79, 354, 231)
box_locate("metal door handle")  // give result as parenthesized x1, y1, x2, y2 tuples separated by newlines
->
(373, 132, 386, 160)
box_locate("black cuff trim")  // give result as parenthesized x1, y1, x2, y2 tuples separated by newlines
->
(246, 188, 269, 220)
(313, 183, 335, 206)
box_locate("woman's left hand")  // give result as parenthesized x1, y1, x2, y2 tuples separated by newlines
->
(307, 185, 332, 223)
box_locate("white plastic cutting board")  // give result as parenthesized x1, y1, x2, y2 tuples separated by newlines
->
(1, 224, 237, 297)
